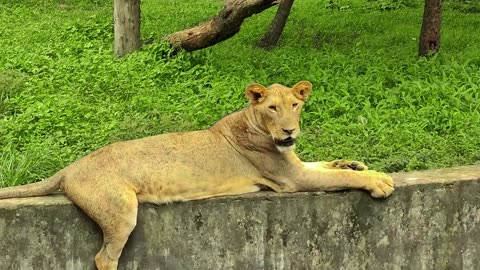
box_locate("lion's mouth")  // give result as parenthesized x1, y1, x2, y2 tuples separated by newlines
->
(274, 137, 296, 147)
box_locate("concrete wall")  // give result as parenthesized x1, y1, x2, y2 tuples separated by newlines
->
(0, 165, 479, 270)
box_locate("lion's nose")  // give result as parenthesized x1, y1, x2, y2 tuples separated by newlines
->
(282, 128, 295, 135)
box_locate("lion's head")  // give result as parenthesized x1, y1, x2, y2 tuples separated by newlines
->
(245, 81, 312, 150)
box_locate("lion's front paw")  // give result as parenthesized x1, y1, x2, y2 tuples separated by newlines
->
(329, 160, 368, 171)
(366, 172, 395, 198)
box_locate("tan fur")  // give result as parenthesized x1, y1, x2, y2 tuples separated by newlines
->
(0, 81, 394, 270)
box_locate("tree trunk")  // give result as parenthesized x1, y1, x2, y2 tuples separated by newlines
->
(114, 0, 141, 56)
(257, 0, 294, 49)
(418, 0, 442, 57)
(165, 0, 278, 52)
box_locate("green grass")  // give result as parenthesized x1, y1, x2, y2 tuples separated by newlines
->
(0, 0, 479, 186)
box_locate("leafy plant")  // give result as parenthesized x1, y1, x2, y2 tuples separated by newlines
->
(0, 70, 25, 115)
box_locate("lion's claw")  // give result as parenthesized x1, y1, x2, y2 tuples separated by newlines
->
(329, 160, 368, 171)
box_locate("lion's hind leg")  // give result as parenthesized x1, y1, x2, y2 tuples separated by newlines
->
(63, 178, 138, 270)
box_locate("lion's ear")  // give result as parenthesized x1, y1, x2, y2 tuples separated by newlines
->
(292, 81, 312, 101)
(245, 83, 268, 105)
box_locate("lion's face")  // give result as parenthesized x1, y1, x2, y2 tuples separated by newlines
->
(245, 81, 312, 150)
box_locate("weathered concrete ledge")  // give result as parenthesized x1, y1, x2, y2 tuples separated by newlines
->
(0, 166, 479, 270)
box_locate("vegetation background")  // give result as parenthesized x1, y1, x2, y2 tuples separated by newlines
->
(0, 0, 479, 186)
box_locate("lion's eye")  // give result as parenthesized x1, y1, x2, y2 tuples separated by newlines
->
(268, 105, 277, 111)
(292, 103, 298, 109)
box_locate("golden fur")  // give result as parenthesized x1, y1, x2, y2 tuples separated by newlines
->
(0, 81, 394, 270)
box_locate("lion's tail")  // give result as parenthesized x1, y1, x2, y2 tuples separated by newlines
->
(0, 174, 63, 199)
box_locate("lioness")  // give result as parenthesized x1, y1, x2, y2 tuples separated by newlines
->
(0, 81, 394, 270)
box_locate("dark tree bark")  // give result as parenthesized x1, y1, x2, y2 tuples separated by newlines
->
(165, 0, 278, 52)
(114, 0, 141, 56)
(257, 0, 294, 49)
(418, 0, 442, 57)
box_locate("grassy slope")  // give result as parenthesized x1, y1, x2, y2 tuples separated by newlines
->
(0, 0, 479, 186)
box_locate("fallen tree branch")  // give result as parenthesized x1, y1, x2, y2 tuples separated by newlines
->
(165, 0, 278, 52)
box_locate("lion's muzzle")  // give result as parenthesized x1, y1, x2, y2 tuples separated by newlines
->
(274, 137, 296, 147)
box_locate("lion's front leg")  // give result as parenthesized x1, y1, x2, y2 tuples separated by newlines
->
(298, 161, 394, 198)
